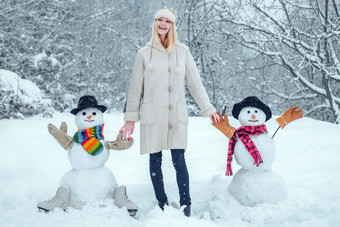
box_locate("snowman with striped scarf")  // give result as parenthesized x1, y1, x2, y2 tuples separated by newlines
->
(38, 95, 138, 216)
(212, 96, 303, 206)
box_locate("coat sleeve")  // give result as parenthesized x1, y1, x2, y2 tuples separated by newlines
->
(124, 51, 144, 122)
(185, 48, 216, 117)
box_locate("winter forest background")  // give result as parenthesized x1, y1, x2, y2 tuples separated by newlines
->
(1, 0, 340, 124)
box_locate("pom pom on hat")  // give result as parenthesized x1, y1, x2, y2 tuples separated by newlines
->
(175, 67, 180, 74)
(148, 62, 154, 69)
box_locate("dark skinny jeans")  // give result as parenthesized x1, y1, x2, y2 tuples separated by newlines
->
(149, 149, 191, 206)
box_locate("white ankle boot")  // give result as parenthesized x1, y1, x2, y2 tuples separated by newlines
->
(38, 187, 81, 211)
(113, 186, 138, 216)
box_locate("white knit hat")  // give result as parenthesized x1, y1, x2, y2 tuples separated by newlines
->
(148, 9, 180, 74)
(154, 8, 176, 23)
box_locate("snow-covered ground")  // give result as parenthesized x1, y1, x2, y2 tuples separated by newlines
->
(1, 113, 340, 227)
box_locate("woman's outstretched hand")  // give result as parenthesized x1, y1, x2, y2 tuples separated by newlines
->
(210, 112, 222, 123)
(120, 121, 135, 140)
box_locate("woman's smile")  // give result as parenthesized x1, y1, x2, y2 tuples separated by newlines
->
(156, 17, 171, 37)
(158, 26, 167, 30)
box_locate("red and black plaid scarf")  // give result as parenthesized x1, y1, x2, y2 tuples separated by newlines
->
(226, 124, 267, 176)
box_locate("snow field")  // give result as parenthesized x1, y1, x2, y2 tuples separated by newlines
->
(1, 113, 340, 226)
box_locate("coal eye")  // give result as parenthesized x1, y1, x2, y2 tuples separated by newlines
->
(255, 110, 258, 113)
(247, 110, 250, 114)
(82, 112, 86, 116)
(92, 112, 96, 115)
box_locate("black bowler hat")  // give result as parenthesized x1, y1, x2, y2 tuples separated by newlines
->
(70, 95, 107, 115)
(232, 96, 272, 121)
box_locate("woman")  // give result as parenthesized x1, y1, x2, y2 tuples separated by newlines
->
(120, 8, 220, 217)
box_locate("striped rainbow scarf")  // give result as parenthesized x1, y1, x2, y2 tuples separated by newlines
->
(73, 124, 104, 156)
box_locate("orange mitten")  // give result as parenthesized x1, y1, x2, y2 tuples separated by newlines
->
(211, 112, 235, 138)
(276, 106, 304, 128)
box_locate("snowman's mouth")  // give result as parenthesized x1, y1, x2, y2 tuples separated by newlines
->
(85, 120, 94, 122)
(248, 120, 258, 122)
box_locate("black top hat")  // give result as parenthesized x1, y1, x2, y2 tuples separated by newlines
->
(232, 96, 272, 121)
(70, 95, 107, 115)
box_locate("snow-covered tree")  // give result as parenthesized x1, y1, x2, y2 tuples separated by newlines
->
(0, 69, 52, 119)
(3, 0, 340, 123)
(215, 0, 340, 123)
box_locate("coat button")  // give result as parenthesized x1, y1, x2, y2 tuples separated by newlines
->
(168, 105, 172, 110)
(168, 86, 172, 92)
(168, 123, 172, 129)
(168, 66, 171, 72)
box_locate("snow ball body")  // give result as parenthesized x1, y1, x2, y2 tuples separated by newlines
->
(69, 107, 109, 170)
(229, 107, 286, 206)
(59, 107, 117, 204)
(60, 167, 117, 205)
(234, 107, 275, 170)
(228, 168, 286, 206)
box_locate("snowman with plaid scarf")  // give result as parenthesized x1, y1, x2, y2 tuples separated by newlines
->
(37, 95, 138, 216)
(212, 96, 303, 206)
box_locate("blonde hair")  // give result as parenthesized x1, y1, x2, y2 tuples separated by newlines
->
(152, 10, 177, 53)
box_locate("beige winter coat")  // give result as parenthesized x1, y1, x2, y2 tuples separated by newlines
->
(124, 40, 216, 155)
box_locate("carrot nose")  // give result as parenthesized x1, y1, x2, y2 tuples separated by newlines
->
(252, 115, 256, 119)
(87, 115, 92, 119)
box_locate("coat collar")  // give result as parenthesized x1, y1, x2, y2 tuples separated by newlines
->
(146, 39, 180, 52)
